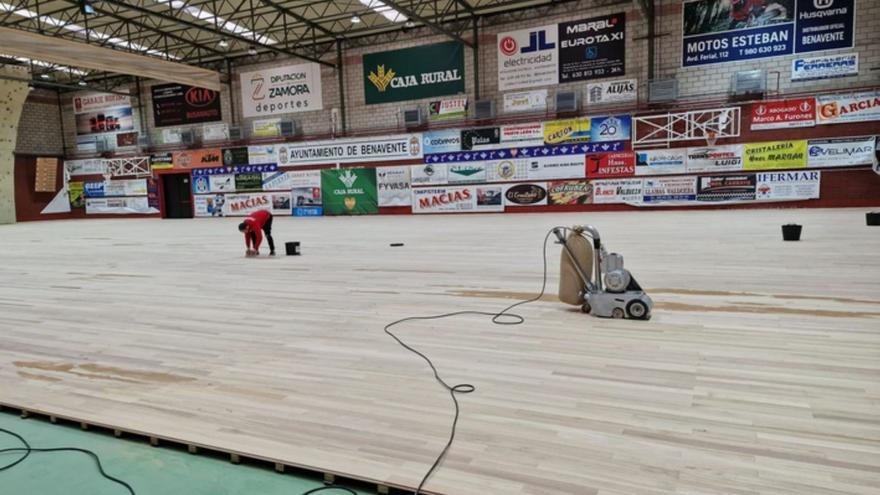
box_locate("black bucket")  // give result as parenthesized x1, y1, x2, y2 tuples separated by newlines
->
(285, 241, 301, 255)
(867, 212, 880, 226)
(782, 224, 802, 241)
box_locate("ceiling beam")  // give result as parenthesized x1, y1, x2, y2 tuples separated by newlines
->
(378, 0, 473, 47)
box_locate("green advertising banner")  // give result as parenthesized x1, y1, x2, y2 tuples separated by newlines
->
(363, 41, 465, 105)
(69, 181, 85, 208)
(235, 172, 263, 192)
(321, 168, 378, 215)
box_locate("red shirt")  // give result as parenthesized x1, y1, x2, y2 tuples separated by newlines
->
(243, 210, 271, 250)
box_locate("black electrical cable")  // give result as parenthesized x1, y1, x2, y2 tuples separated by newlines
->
(0, 427, 136, 495)
(300, 486, 358, 495)
(383, 227, 563, 495)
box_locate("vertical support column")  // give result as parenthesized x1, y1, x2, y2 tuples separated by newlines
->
(336, 41, 347, 133)
(0, 66, 31, 224)
(226, 58, 237, 125)
(472, 17, 480, 101)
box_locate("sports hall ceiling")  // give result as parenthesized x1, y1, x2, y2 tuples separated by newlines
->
(0, 0, 617, 89)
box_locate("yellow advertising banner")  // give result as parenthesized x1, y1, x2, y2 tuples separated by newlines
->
(543, 117, 591, 145)
(743, 140, 807, 170)
(252, 118, 282, 138)
(68, 181, 85, 208)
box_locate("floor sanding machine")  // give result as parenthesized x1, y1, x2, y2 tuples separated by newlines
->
(554, 225, 653, 320)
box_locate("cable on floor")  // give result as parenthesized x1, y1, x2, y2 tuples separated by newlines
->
(0, 427, 136, 494)
(382, 227, 561, 494)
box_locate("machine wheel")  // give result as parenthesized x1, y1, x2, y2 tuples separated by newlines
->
(581, 302, 591, 314)
(627, 300, 649, 320)
(611, 307, 625, 319)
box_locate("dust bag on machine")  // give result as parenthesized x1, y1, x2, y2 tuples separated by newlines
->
(558, 230, 593, 305)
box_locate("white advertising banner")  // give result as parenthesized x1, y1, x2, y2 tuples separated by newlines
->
(756, 171, 821, 201)
(262, 171, 295, 191)
(108, 179, 148, 197)
(642, 177, 698, 204)
(290, 170, 323, 216)
(411, 163, 448, 186)
(223, 192, 290, 216)
(500, 122, 544, 143)
(526, 155, 585, 180)
(247, 145, 278, 164)
(807, 137, 876, 168)
(592, 178, 643, 204)
(635, 149, 688, 176)
(816, 91, 880, 125)
(85, 197, 156, 215)
(202, 123, 229, 141)
(209, 175, 236, 193)
(686, 145, 745, 173)
(65, 159, 106, 176)
(194, 195, 225, 217)
(447, 163, 488, 184)
(792, 53, 858, 82)
(377, 166, 412, 207)
(278, 134, 423, 166)
(252, 118, 282, 138)
(503, 89, 548, 113)
(423, 130, 462, 154)
(484, 158, 529, 182)
(497, 25, 559, 90)
(585, 79, 637, 106)
(161, 128, 183, 145)
(240, 63, 323, 118)
(412, 185, 503, 213)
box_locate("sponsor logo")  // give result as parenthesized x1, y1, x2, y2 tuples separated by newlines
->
(499, 36, 518, 56)
(368, 65, 396, 92)
(185, 87, 217, 107)
(409, 136, 420, 156)
(419, 188, 471, 208)
(814, 0, 834, 8)
(497, 161, 516, 179)
(505, 184, 547, 205)
(344, 197, 357, 210)
(339, 169, 358, 188)
(450, 166, 483, 177)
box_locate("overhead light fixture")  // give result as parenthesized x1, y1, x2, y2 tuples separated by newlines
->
(39, 73, 50, 79)
(350, 15, 361, 24)
(248, 46, 258, 56)
(358, 0, 406, 23)
(404, 21, 415, 28)
(218, 38, 229, 48)
(78, 80, 87, 86)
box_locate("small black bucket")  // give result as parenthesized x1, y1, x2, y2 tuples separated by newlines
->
(285, 241, 301, 255)
(867, 212, 880, 226)
(782, 224, 802, 241)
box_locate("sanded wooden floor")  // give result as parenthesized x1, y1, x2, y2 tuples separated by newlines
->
(1, 208, 878, 495)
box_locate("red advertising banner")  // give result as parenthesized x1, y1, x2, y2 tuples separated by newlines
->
(750, 98, 815, 130)
(585, 152, 635, 179)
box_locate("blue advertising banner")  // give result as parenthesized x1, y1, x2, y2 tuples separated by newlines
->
(192, 164, 278, 176)
(590, 115, 631, 142)
(424, 141, 625, 164)
(682, 0, 854, 67)
(84, 181, 105, 198)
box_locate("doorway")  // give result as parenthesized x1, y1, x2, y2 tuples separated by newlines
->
(161, 173, 193, 219)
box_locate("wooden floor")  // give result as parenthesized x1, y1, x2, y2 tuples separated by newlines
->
(1, 209, 879, 495)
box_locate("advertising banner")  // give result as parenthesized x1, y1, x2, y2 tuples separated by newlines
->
(428, 97, 467, 120)
(526, 155, 585, 180)
(807, 137, 876, 168)
(423, 130, 462, 154)
(248, 145, 277, 164)
(497, 25, 559, 91)
(320, 168, 378, 215)
(590, 115, 631, 142)
(412, 185, 504, 213)
(743, 140, 807, 170)
(816, 91, 880, 125)
(65, 158, 106, 176)
(192, 164, 277, 176)
(222, 147, 250, 167)
(750, 98, 816, 130)
(363, 41, 465, 104)
(424, 140, 626, 164)
(161, 128, 182, 145)
(116, 132, 138, 148)
(151, 83, 221, 127)
(86, 179, 147, 197)
(252, 118, 282, 138)
(150, 153, 173, 170)
(377, 166, 412, 207)
(73, 91, 134, 136)
(411, 163, 448, 186)
(696, 175, 757, 202)
(194, 194, 226, 217)
(503, 90, 548, 113)
(448, 163, 488, 184)
(635, 149, 687, 176)
(544, 118, 591, 145)
(75, 136, 98, 153)
(548, 180, 593, 205)
(262, 171, 294, 191)
(686, 145, 744, 173)
(290, 170, 323, 216)
(586, 79, 637, 106)
(591, 178, 643, 204)
(504, 183, 548, 206)
(223, 193, 288, 216)
(642, 177, 698, 203)
(68, 182, 85, 208)
(172, 149, 222, 169)
(461, 128, 501, 150)
(585, 152, 636, 179)
(240, 63, 323, 118)
(501, 122, 544, 143)
(755, 170, 821, 200)
(202, 123, 229, 141)
(278, 134, 422, 166)
(235, 172, 263, 192)
(793, 0, 854, 53)
(485, 159, 529, 182)
(207, 175, 235, 193)
(83, 181, 105, 198)
(85, 197, 156, 215)
(792, 53, 858, 81)
(558, 12, 626, 82)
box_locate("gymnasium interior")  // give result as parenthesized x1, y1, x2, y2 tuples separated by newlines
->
(1, 1, 878, 494)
